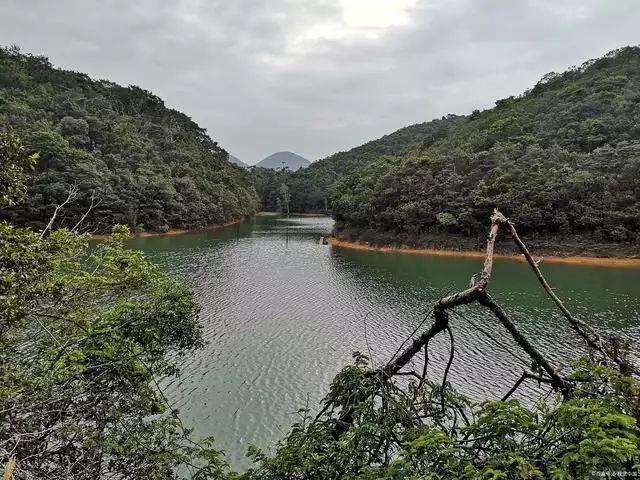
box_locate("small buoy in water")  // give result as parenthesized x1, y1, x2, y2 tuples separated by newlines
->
(320, 236, 329, 245)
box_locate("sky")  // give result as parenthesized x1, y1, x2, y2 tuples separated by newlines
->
(0, 1, 639, 164)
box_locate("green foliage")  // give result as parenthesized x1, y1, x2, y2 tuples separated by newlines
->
(0, 46, 258, 232)
(0, 223, 233, 478)
(237, 357, 640, 480)
(329, 46, 640, 245)
(250, 116, 462, 213)
(0, 136, 229, 478)
(0, 134, 36, 207)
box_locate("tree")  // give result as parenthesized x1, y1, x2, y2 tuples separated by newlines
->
(0, 134, 37, 207)
(0, 47, 258, 233)
(279, 182, 290, 217)
(0, 137, 228, 479)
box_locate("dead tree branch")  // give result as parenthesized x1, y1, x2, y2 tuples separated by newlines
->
(477, 292, 568, 394)
(71, 189, 99, 233)
(504, 221, 601, 346)
(381, 210, 506, 379)
(329, 208, 625, 437)
(40, 183, 80, 238)
(501, 371, 555, 402)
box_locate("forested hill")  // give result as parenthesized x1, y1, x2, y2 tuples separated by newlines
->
(0, 47, 258, 232)
(251, 114, 463, 212)
(229, 154, 249, 168)
(333, 46, 640, 248)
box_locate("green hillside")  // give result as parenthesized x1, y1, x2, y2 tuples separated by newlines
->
(252, 115, 462, 212)
(0, 46, 258, 233)
(333, 46, 640, 248)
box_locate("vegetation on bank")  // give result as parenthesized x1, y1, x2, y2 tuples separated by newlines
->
(254, 47, 640, 254)
(333, 47, 640, 247)
(327, 237, 640, 267)
(3, 134, 640, 479)
(0, 46, 258, 233)
(0, 137, 229, 479)
(250, 115, 462, 213)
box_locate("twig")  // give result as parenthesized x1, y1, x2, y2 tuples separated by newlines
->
(71, 190, 99, 233)
(40, 183, 79, 238)
(501, 370, 554, 401)
(440, 325, 455, 410)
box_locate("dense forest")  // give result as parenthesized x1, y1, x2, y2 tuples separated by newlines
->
(255, 47, 640, 250)
(0, 46, 258, 233)
(251, 115, 462, 213)
(332, 47, 640, 247)
(4, 131, 640, 479)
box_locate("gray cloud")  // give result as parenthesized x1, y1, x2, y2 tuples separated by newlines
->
(1, 0, 639, 163)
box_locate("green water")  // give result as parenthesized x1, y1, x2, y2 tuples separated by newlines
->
(129, 215, 640, 468)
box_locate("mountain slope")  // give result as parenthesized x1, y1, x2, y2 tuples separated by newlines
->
(229, 154, 248, 168)
(250, 116, 463, 212)
(291, 115, 463, 211)
(0, 46, 258, 232)
(333, 46, 640, 247)
(256, 151, 310, 170)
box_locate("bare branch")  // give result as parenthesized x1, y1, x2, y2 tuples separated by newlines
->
(504, 220, 601, 349)
(71, 189, 99, 233)
(477, 292, 568, 394)
(40, 183, 80, 238)
(502, 370, 555, 401)
(381, 209, 506, 379)
(440, 325, 455, 410)
(504, 217, 638, 375)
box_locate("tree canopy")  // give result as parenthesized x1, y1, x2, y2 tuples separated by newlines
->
(250, 115, 462, 213)
(0, 46, 258, 233)
(0, 136, 229, 479)
(332, 47, 640, 247)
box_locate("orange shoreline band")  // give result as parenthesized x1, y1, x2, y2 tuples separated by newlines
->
(328, 238, 640, 269)
(92, 219, 242, 240)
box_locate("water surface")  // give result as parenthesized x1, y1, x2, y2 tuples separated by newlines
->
(129, 215, 640, 468)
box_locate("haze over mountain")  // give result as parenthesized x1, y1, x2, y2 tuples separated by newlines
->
(228, 154, 249, 168)
(255, 151, 310, 171)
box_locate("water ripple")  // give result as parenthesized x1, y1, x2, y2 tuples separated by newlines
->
(132, 215, 640, 469)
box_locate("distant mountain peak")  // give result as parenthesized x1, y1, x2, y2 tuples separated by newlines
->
(256, 151, 310, 171)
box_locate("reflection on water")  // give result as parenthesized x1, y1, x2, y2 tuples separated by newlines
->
(129, 215, 640, 469)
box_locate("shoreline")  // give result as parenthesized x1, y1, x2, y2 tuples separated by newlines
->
(328, 238, 640, 268)
(91, 211, 330, 240)
(258, 211, 329, 217)
(92, 219, 243, 240)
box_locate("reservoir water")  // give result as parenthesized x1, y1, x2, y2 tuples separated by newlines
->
(129, 214, 640, 469)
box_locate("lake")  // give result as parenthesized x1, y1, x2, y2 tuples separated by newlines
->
(129, 214, 640, 469)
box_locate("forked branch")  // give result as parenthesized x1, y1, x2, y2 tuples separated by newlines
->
(330, 209, 625, 437)
(40, 183, 80, 238)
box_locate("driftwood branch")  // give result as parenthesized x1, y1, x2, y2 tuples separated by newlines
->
(330, 208, 627, 437)
(477, 292, 567, 393)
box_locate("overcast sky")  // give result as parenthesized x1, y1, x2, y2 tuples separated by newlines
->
(1, 1, 639, 164)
